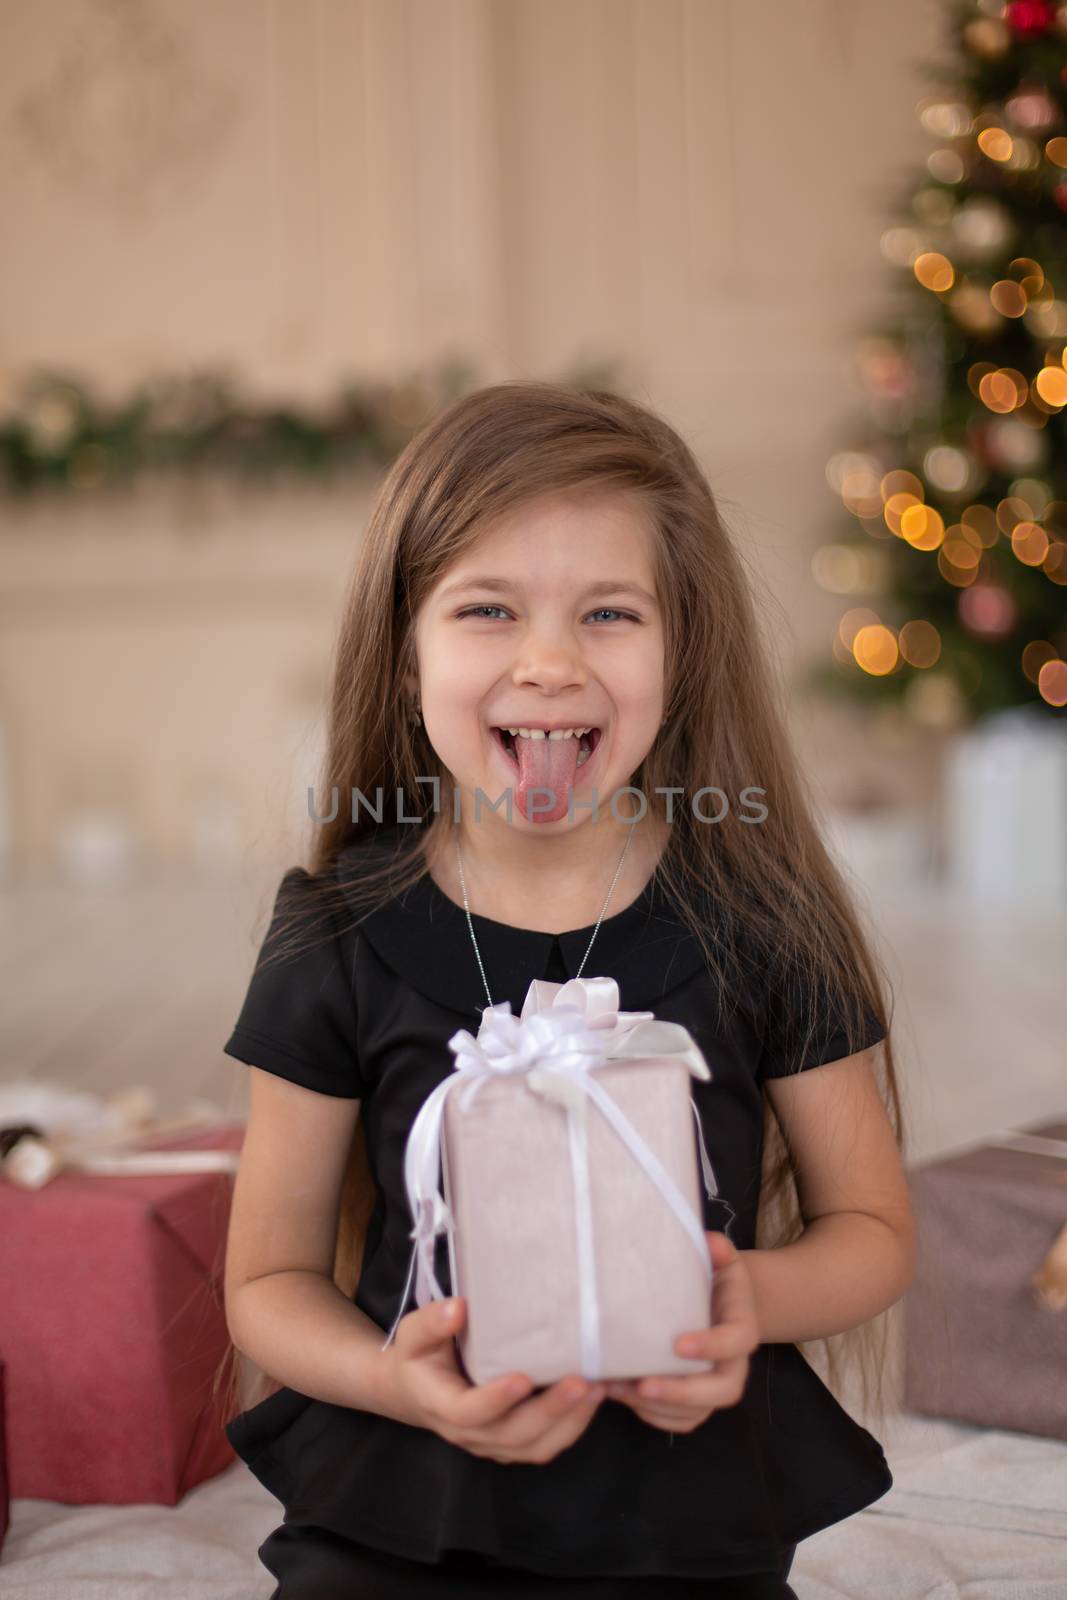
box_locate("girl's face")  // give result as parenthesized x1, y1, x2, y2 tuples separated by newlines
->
(409, 491, 665, 830)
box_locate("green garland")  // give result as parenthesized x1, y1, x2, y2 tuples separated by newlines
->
(0, 357, 620, 496)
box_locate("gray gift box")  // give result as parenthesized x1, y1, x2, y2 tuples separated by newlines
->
(904, 1117, 1067, 1440)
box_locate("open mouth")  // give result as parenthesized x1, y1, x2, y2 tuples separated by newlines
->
(491, 726, 602, 768)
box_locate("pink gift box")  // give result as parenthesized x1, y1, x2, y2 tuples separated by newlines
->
(0, 1124, 245, 1505)
(441, 1056, 715, 1387)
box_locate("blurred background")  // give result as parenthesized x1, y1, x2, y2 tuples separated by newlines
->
(1, 2, 1065, 1595)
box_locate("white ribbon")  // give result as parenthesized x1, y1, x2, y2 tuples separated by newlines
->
(381, 976, 728, 1377)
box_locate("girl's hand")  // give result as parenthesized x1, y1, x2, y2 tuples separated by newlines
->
(380, 1295, 607, 1464)
(605, 1232, 759, 1433)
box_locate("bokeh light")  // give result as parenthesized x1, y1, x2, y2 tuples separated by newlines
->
(1034, 365, 1067, 406)
(914, 252, 955, 292)
(989, 280, 1028, 316)
(1022, 640, 1058, 683)
(1011, 520, 1050, 565)
(852, 623, 900, 676)
(960, 503, 1000, 545)
(898, 620, 942, 667)
(811, 544, 887, 594)
(919, 99, 974, 138)
(958, 583, 1017, 636)
(977, 127, 1014, 162)
(1037, 659, 1067, 706)
(900, 503, 945, 550)
(978, 368, 1027, 410)
(1044, 540, 1067, 583)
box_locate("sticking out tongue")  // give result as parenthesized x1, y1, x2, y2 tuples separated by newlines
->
(513, 734, 583, 823)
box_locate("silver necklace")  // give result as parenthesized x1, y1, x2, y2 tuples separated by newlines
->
(455, 828, 634, 1013)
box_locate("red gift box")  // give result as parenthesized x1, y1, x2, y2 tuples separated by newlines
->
(0, 1359, 9, 1552)
(0, 1123, 245, 1505)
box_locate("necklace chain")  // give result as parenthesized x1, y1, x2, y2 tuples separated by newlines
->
(455, 828, 635, 1013)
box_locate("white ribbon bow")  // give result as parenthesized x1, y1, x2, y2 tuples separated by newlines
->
(382, 976, 725, 1377)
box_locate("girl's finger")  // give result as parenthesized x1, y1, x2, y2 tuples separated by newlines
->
(703, 1234, 755, 1315)
(606, 1380, 639, 1402)
(446, 1370, 535, 1428)
(613, 1389, 716, 1429)
(634, 1359, 748, 1410)
(477, 1376, 605, 1449)
(675, 1322, 756, 1363)
(632, 1402, 709, 1428)
(707, 1230, 738, 1262)
(609, 1356, 737, 1400)
(609, 1365, 745, 1412)
(710, 1268, 758, 1337)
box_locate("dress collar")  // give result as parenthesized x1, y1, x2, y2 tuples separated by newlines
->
(335, 830, 709, 1021)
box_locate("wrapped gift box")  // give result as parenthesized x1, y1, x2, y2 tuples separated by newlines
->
(0, 1123, 245, 1504)
(387, 976, 719, 1388)
(0, 1360, 9, 1553)
(904, 1118, 1067, 1440)
(442, 1056, 715, 1386)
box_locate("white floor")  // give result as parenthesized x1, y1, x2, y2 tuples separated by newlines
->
(1, 870, 1065, 1598)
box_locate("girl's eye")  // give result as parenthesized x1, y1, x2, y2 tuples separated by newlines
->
(456, 606, 638, 623)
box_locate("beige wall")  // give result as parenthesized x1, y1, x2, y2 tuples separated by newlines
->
(0, 0, 944, 877)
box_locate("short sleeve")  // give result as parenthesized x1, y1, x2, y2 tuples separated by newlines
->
(757, 959, 887, 1082)
(223, 868, 366, 1099)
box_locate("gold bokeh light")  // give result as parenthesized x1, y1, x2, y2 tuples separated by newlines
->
(852, 624, 900, 676)
(978, 368, 1027, 410)
(881, 469, 924, 501)
(1022, 640, 1058, 683)
(837, 607, 881, 649)
(942, 528, 982, 567)
(938, 547, 979, 586)
(883, 491, 923, 537)
(1035, 365, 1067, 407)
(1007, 257, 1043, 286)
(960, 504, 1000, 546)
(996, 495, 1036, 533)
(989, 280, 1028, 317)
(899, 503, 945, 549)
(914, 252, 955, 292)
(1038, 659, 1067, 706)
(1044, 541, 1067, 583)
(899, 620, 942, 668)
(977, 127, 1013, 162)
(1011, 521, 1050, 565)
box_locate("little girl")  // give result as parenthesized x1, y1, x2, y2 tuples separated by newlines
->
(221, 381, 914, 1599)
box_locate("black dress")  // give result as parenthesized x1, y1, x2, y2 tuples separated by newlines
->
(222, 826, 892, 1592)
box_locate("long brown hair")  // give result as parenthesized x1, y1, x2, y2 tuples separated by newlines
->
(216, 380, 908, 1432)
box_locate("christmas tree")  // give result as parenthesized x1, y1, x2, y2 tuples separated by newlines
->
(813, 0, 1067, 726)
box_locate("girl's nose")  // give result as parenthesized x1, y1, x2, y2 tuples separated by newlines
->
(511, 635, 587, 690)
